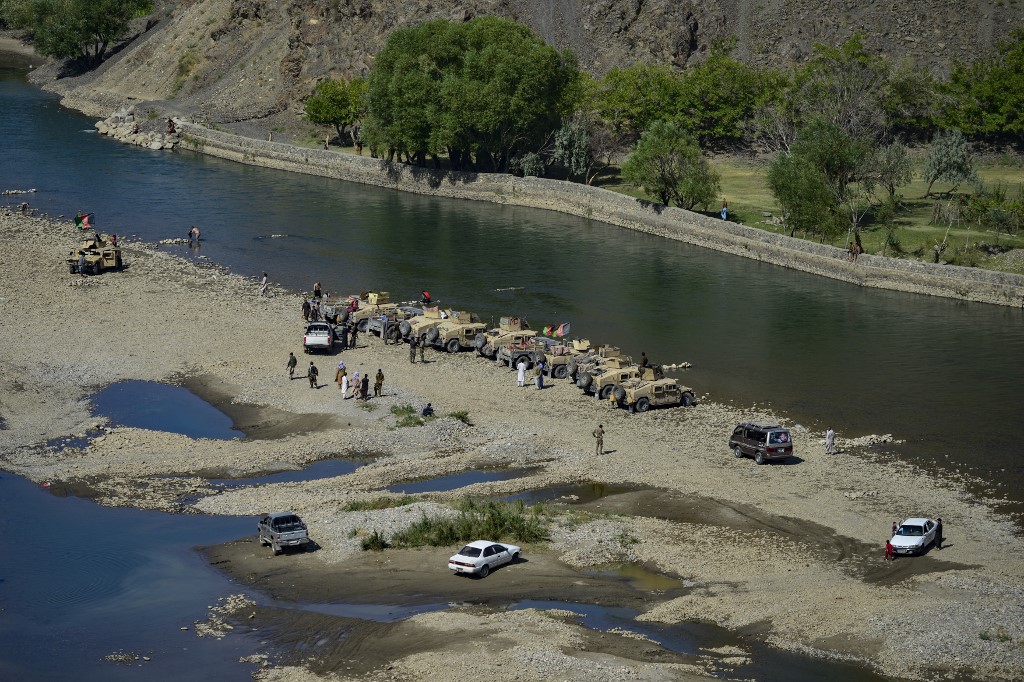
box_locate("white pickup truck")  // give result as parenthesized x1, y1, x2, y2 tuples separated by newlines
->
(303, 322, 335, 353)
(257, 512, 311, 555)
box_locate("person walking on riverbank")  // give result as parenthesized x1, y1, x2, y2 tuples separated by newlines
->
(313, 282, 323, 300)
(307, 361, 318, 388)
(594, 424, 605, 455)
(349, 324, 359, 349)
(535, 362, 544, 389)
(721, 198, 728, 221)
(349, 370, 360, 399)
(302, 300, 311, 321)
(374, 369, 384, 397)
(286, 352, 297, 378)
(341, 369, 349, 397)
(418, 335, 427, 363)
(935, 518, 944, 550)
(409, 337, 418, 364)
(335, 360, 346, 390)
(259, 272, 269, 297)
(825, 428, 836, 455)
(360, 373, 370, 401)
(517, 359, 527, 387)
(885, 538, 895, 561)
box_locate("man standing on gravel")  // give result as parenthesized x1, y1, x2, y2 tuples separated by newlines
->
(593, 424, 605, 455)
(259, 272, 269, 297)
(374, 369, 384, 397)
(935, 518, 944, 550)
(286, 352, 297, 378)
(418, 335, 427, 363)
(307, 361, 318, 388)
(825, 427, 836, 455)
(517, 358, 527, 387)
(409, 336, 418, 364)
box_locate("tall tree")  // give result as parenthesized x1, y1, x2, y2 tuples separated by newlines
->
(2, 0, 152, 65)
(621, 120, 720, 210)
(922, 130, 977, 197)
(303, 78, 367, 145)
(943, 30, 1024, 137)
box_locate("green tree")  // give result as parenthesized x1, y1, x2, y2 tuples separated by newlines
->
(364, 17, 580, 171)
(2, 0, 152, 65)
(922, 129, 977, 197)
(943, 30, 1024, 136)
(767, 153, 836, 238)
(303, 78, 367, 145)
(621, 120, 720, 210)
(875, 141, 913, 200)
(592, 63, 684, 140)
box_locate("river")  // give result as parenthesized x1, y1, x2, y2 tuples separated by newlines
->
(3, 65, 1021, 513)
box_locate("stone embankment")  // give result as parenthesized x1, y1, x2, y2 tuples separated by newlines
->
(95, 107, 179, 151)
(167, 120, 1022, 307)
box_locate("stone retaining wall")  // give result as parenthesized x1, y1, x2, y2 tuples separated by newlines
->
(177, 122, 1024, 308)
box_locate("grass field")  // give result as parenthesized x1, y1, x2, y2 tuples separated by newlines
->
(597, 156, 1024, 274)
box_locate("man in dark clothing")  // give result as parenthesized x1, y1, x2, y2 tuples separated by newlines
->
(286, 352, 297, 378)
(418, 335, 427, 363)
(409, 337, 418, 364)
(639, 352, 649, 367)
(302, 300, 311, 321)
(349, 324, 358, 348)
(360, 373, 370, 400)
(307, 361, 319, 388)
(934, 518, 944, 550)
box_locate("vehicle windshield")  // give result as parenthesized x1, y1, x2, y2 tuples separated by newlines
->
(768, 431, 790, 444)
(273, 516, 305, 532)
(458, 546, 482, 557)
(897, 525, 924, 537)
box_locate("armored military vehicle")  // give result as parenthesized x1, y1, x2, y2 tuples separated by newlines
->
(346, 292, 401, 332)
(366, 305, 420, 342)
(398, 306, 450, 343)
(67, 234, 122, 275)
(542, 339, 592, 379)
(613, 376, 695, 412)
(566, 345, 630, 381)
(475, 317, 536, 359)
(430, 311, 488, 353)
(577, 360, 663, 400)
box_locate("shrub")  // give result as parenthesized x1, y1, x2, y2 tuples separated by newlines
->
(343, 496, 419, 512)
(447, 411, 472, 425)
(360, 530, 389, 551)
(388, 497, 549, 548)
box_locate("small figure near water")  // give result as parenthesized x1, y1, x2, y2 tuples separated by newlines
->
(421, 403, 434, 417)
(825, 427, 836, 455)
(259, 272, 269, 297)
(188, 225, 201, 243)
(721, 198, 728, 221)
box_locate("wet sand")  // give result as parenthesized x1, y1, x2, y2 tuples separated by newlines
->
(2, 211, 1023, 681)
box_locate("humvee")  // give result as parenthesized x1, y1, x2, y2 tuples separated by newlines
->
(398, 306, 450, 343)
(542, 339, 592, 379)
(567, 345, 631, 381)
(577, 361, 663, 400)
(430, 311, 487, 353)
(496, 336, 554, 370)
(346, 292, 401, 332)
(475, 317, 536, 359)
(67, 234, 122, 275)
(365, 305, 420, 342)
(613, 377, 695, 412)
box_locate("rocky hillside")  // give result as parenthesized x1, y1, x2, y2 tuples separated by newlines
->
(28, 0, 1023, 126)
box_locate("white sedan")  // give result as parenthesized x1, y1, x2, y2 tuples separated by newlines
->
(447, 540, 521, 578)
(890, 517, 938, 556)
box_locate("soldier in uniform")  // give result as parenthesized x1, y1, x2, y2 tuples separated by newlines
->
(418, 335, 427, 363)
(409, 336, 418, 364)
(286, 352, 297, 378)
(307, 361, 319, 389)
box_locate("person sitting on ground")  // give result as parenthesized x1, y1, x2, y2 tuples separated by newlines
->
(421, 403, 434, 417)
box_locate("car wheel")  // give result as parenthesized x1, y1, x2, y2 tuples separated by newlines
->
(754, 452, 765, 465)
(681, 392, 694, 407)
(399, 320, 412, 337)
(566, 360, 578, 378)
(478, 563, 490, 578)
(612, 385, 626, 402)
(425, 327, 440, 344)
(733, 446, 744, 459)
(446, 338, 461, 353)
(577, 373, 593, 390)
(339, 310, 350, 324)
(357, 318, 369, 333)
(272, 542, 282, 556)
(554, 364, 568, 379)
(510, 552, 520, 564)
(636, 397, 650, 412)
(599, 384, 615, 400)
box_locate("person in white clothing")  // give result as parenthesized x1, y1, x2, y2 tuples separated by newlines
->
(516, 359, 527, 387)
(825, 427, 836, 455)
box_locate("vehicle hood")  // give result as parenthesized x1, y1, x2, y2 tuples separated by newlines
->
(890, 535, 926, 548)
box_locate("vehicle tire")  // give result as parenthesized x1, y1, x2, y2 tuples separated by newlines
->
(681, 392, 694, 407)
(599, 384, 615, 400)
(612, 385, 626, 402)
(399, 320, 412, 337)
(258, 536, 267, 546)
(754, 452, 765, 465)
(515, 354, 531, 370)
(425, 327, 439, 344)
(566, 360, 578, 378)
(554, 364, 568, 379)
(636, 397, 650, 412)
(474, 334, 487, 350)
(357, 318, 369, 333)
(68, 262, 77, 274)
(446, 338, 461, 353)
(387, 326, 402, 343)
(733, 446, 744, 459)
(272, 542, 282, 556)
(510, 552, 520, 563)
(338, 310, 350, 324)
(478, 563, 490, 578)
(577, 373, 593, 390)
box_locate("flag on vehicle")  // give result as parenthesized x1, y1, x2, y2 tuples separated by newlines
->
(555, 322, 570, 338)
(542, 325, 554, 336)
(75, 213, 93, 229)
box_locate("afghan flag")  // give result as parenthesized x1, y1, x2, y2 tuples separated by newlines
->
(555, 322, 570, 338)
(542, 325, 554, 336)
(75, 213, 93, 229)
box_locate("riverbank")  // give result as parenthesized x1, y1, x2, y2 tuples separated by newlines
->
(167, 121, 1024, 309)
(2, 210, 1023, 680)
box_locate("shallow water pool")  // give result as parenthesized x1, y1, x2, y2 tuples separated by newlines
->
(91, 380, 240, 440)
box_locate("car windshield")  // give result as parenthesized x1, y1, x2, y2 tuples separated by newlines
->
(458, 546, 482, 557)
(897, 525, 924, 537)
(768, 431, 790, 444)
(274, 516, 304, 532)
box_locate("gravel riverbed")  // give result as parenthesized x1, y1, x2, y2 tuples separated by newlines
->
(1, 211, 1022, 681)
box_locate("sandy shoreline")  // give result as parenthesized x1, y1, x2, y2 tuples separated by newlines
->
(2, 210, 1023, 681)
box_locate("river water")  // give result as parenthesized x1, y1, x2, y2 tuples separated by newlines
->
(0, 56, 1018, 680)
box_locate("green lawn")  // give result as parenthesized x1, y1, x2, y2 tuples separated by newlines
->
(598, 156, 1024, 274)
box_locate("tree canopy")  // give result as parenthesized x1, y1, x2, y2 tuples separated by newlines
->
(1, 0, 152, 65)
(304, 78, 367, 144)
(364, 17, 581, 171)
(942, 30, 1024, 137)
(621, 120, 720, 210)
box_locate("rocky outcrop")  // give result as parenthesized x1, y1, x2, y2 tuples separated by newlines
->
(94, 107, 179, 150)
(28, 0, 1022, 128)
